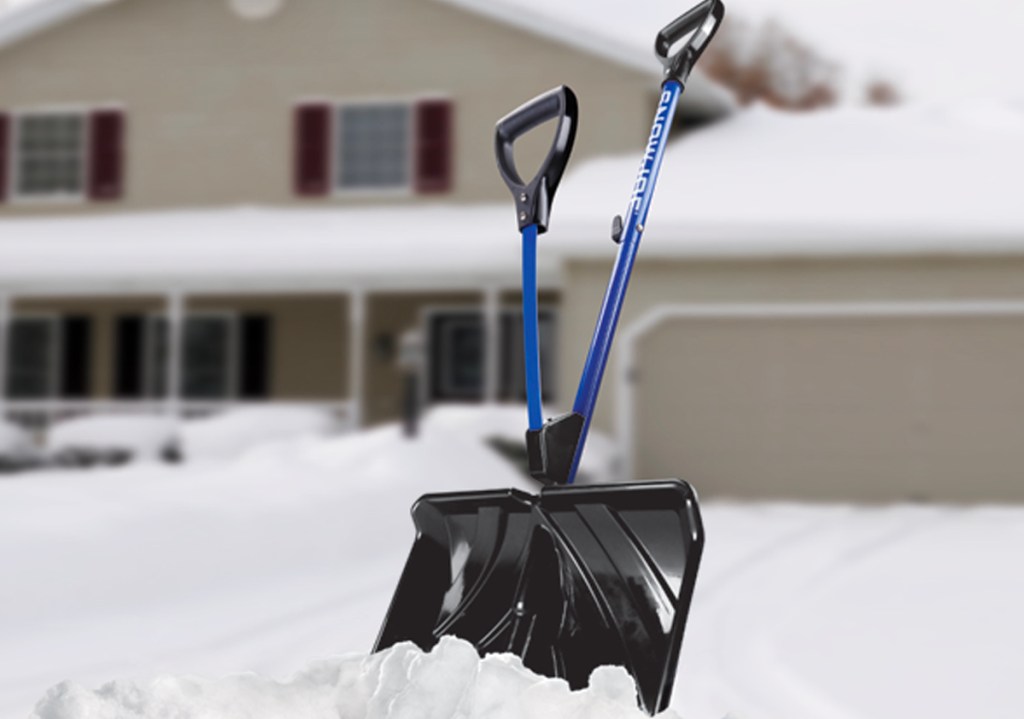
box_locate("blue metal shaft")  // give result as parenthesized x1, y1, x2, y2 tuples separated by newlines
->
(567, 80, 683, 483)
(522, 224, 544, 430)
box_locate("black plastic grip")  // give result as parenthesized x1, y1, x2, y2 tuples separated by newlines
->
(495, 85, 578, 233)
(655, 0, 725, 86)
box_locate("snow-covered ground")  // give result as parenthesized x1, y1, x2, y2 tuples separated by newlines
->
(3, 409, 1023, 719)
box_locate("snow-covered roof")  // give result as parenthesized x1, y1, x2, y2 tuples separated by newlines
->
(0, 205, 537, 294)
(1, 103, 1022, 293)
(453, 0, 1024, 105)
(552, 101, 1024, 259)
(0, 0, 732, 112)
(0, 0, 88, 51)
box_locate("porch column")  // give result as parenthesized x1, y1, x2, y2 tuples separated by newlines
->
(0, 293, 9, 419)
(348, 289, 366, 429)
(164, 290, 185, 417)
(483, 286, 501, 404)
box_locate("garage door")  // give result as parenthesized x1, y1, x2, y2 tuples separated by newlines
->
(631, 308, 1024, 502)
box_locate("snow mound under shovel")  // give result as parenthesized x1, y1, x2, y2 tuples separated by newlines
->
(32, 636, 679, 719)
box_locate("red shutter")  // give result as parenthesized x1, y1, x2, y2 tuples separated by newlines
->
(415, 99, 453, 194)
(0, 113, 8, 203)
(88, 109, 124, 201)
(294, 103, 331, 197)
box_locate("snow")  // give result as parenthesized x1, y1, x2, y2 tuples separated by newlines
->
(46, 415, 176, 461)
(553, 102, 1024, 255)
(440, 0, 1024, 105)
(179, 406, 339, 462)
(0, 419, 33, 457)
(1, 103, 1022, 293)
(2, 408, 1023, 719)
(422, 404, 621, 483)
(32, 637, 668, 719)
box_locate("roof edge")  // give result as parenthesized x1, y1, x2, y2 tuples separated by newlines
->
(0, 0, 103, 52)
(429, 0, 735, 113)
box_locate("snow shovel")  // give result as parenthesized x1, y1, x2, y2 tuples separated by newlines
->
(375, 2, 724, 714)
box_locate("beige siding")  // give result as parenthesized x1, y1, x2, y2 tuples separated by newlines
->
(560, 256, 1024, 434)
(0, 0, 655, 214)
(633, 314, 1024, 502)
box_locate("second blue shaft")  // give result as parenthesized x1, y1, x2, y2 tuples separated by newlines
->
(568, 80, 683, 482)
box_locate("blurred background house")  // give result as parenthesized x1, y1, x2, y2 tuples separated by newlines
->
(1, 0, 1022, 501)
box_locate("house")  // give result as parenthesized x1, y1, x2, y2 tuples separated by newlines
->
(3, 0, 1024, 503)
(0, 0, 726, 431)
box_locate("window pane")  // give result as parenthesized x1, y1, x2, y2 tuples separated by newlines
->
(16, 113, 84, 197)
(144, 316, 234, 400)
(183, 317, 232, 399)
(6, 319, 56, 399)
(337, 104, 410, 190)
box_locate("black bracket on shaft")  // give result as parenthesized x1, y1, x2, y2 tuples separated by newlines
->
(494, 86, 579, 233)
(526, 412, 585, 486)
(655, 0, 725, 87)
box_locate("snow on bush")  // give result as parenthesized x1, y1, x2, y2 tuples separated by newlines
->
(32, 637, 674, 719)
(46, 415, 176, 465)
(0, 420, 37, 468)
(179, 406, 338, 462)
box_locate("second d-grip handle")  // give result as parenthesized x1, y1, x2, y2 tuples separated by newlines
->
(495, 85, 578, 233)
(655, 0, 725, 86)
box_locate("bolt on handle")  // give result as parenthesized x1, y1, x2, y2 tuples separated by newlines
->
(655, 0, 725, 86)
(495, 85, 579, 233)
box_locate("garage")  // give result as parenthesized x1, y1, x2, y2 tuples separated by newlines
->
(626, 303, 1024, 502)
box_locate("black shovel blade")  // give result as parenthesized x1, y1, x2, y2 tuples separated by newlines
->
(374, 479, 704, 715)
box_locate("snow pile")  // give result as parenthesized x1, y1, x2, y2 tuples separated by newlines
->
(32, 637, 669, 719)
(46, 415, 176, 463)
(179, 406, 339, 462)
(0, 420, 32, 453)
(422, 404, 622, 483)
(0, 420, 36, 468)
(556, 101, 1024, 248)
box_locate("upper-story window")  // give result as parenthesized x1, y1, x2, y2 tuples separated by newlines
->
(16, 113, 87, 199)
(0, 107, 124, 205)
(337, 103, 411, 191)
(294, 98, 452, 198)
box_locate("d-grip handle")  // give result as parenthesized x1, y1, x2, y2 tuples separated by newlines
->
(495, 85, 578, 233)
(655, 0, 725, 85)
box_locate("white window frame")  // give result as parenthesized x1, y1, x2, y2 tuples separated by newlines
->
(8, 106, 90, 205)
(5, 314, 63, 399)
(138, 311, 240, 400)
(421, 304, 559, 403)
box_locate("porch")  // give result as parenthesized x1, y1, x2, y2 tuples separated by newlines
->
(0, 284, 558, 442)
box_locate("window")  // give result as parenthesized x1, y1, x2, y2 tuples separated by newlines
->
(337, 103, 411, 191)
(15, 113, 86, 198)
(144, 315, 236, 400)
(294, 99, 452, 197)
(431, 312, 484, 400)
(0, 108, 124, 204)
(5, 317, 59, 399)
(427, 309, 556, 402)
(115, 313, 271, 401)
